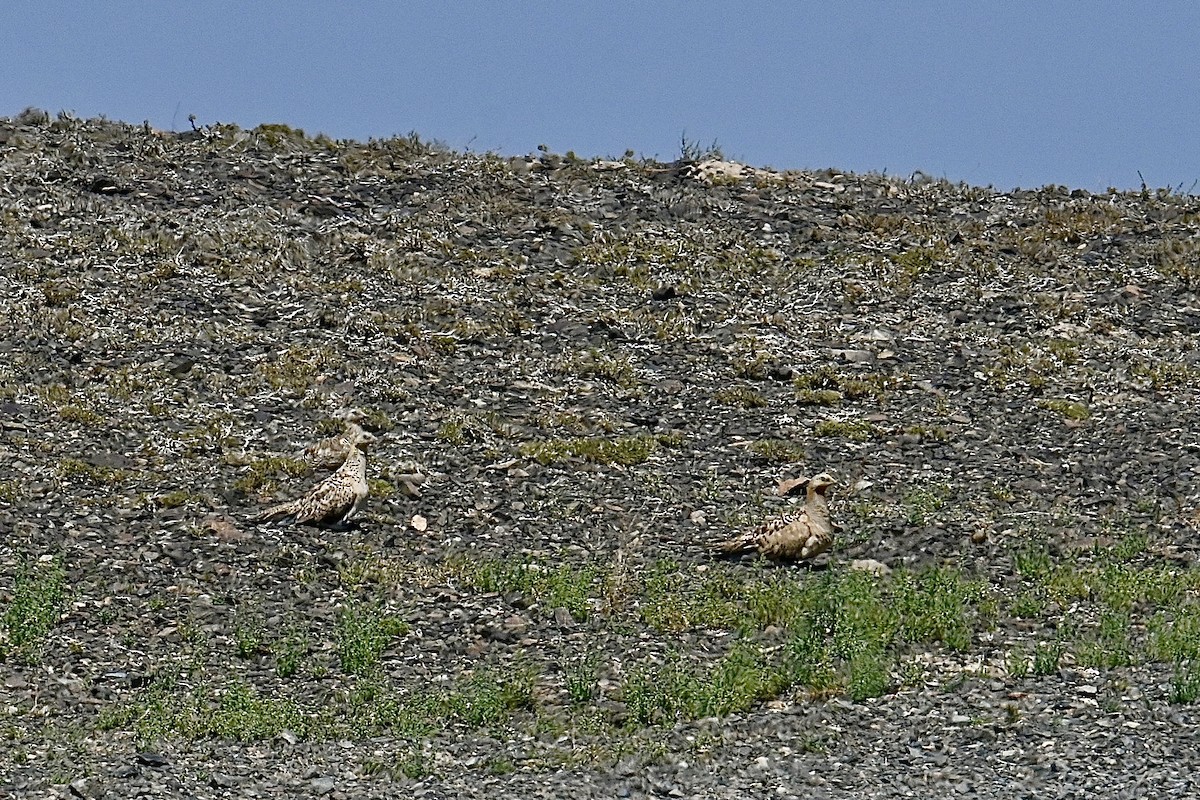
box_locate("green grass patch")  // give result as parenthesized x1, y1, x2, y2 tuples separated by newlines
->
(795, 388, 843, 406)
(0, 481, 20, 504)
(813, 419, 876, 441)
(713, 386, 769, 408)
(451, 557, 601, 622)
(1, 555, 68, 663)
(553, 349, 640, 388)
(58, 404, 106, 426)
(56, 457, 129, 486)
(1036, 398, 1090, 421)
(631, 562, 990, 715)
(901, 483, 951, 526)
(99, 672, 312, 743)
(520, 433, 681, 467)
(233, 455, 312, 495)
(793, 366, 898, 402)
(336, 601, 409, 675)
(102, 662, 537, 744)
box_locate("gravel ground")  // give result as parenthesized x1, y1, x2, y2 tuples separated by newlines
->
(3, 109, 1200, 797)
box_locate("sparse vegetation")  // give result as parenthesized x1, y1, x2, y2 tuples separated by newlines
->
(233, 455, 312, 495)
(6, 111, 1200, 791)
(746, 438, 806, 463)
(520, 433, 681, 467)
(813, 419, 877, 441)
(1, 555, 68, 664)
(336, 601, 409, 675)
(713, 386, 769, 408)
(1037, 398, 1090, 421)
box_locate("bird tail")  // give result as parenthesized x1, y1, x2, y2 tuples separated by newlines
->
(249, 501, 298, 526)
(712, 532, 758, 556)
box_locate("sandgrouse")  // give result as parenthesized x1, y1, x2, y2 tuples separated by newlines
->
(715, 472, 837, 561)
(304, 414, 368, 469)
(251, 425, 377, 528)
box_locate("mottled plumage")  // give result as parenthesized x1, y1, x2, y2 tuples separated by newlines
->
(715, 473, 836, 561)
(251, 426, 376, 528)
(304, 411, 368, 469)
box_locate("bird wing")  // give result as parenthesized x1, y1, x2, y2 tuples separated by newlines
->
(285, 472, 358, 525)
(753, 511, 834, 561)
(760, 516, 831, 560)
(250, 472, 357, 527)
(714, 513, 800, 556)
(304, 435, 349, 469)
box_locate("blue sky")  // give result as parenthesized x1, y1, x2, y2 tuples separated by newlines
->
(5, 2, 1198, 192)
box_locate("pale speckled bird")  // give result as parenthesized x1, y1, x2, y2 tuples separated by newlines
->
(251, 425, 377, 528)
(304, 411, 368, 469)
(715, 473, 837, 561)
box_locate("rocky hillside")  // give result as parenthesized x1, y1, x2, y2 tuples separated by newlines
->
(3, 109, 1200, 798)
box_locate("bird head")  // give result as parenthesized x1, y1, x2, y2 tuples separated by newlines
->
(781, 472, 836, 497)
(806, 472, 836, 496)
(343, 424, 377, 451)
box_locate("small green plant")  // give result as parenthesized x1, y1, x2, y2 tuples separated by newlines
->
(486, 757, 515, 775)
(394, 747, 432, 779)
(795, 388, 843, 406)
(1006, 647, 1030, 678)
(273, 631, 308, 678)
(713, 386, 768, 408)
(155, 489, 195, 509)
(1130, 359, 1200, 393)
(623, 641, 796, 724)
(553, 349, 640, 388)
(0, 481, 20, 504)
(1149, 606, 1200, 663)
(901, 484, 950, 526)
(436, 416, 468, 444)
(448, 666, 536, 727)
(456, 558, 600, 622)
(209, 682, 307, 742)
(234, 455, 312, 495)
(336, 602, 409, 675)
(892, 567, 983, 650)
(813, 420, 875, 441)
(1031, 641, 1065, 676)
(1, 555, 68, 663)
(367, 478, 396, 500)
(113, 676, 309, 743)
(891, 246, 940, 288)
(988, 482, 1016, 502)
(520, 433, 680, 467)
(902, 425, 950, 442)
(1171, 662, 1200, 704)
(1010, 590, 1045, 618)
(58, 404, 105, 426)
(257, 346, 330, 394)
(794, 366, 896, 403)
(1014, 544, 1054, 582)
(56, 457, 128, 486)
(563, 653, 599, 705)
(847, 645, 891, 701)
(679, 133, 723, 161)
(233, 615, 267, 659)
(1036, 398, 1090, 421)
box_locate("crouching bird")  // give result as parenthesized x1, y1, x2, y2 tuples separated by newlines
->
(250, 425, 377, 529)
(715, 472, 837, 561)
